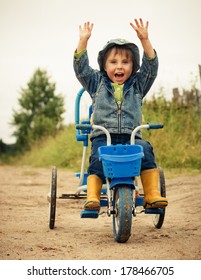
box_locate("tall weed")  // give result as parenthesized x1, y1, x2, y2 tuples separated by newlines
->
(143, 98, 201, 169)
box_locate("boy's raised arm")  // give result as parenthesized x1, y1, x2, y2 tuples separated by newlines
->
(130, 18, 155, 59)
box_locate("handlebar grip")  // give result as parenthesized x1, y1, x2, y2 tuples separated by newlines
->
(76, 124, 92, 130)
(148, 123, 164, 129)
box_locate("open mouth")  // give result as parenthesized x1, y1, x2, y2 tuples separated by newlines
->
(115, 72, 124, 78)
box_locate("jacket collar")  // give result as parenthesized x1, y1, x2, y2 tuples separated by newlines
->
(102, 72, 136, 94)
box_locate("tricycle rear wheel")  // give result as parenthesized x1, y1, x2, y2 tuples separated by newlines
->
(152, 167, 166, 229)
(113, 186, 133, 243)
(49, 166, 57, 229)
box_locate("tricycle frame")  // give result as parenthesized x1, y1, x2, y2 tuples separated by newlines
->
(48, 88, 166, 243)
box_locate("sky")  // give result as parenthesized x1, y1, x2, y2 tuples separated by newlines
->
(0, 0, 201, 143)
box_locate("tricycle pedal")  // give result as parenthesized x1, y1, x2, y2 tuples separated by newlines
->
(80, 210, 99, 219)
(145, 208, 164, 214)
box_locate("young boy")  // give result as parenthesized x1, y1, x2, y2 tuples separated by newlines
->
(73, 18, 168, 211)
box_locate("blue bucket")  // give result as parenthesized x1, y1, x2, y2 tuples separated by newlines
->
(98, 144, 144, 178)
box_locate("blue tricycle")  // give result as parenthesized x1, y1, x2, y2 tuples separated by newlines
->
(48, 88, 166, 243)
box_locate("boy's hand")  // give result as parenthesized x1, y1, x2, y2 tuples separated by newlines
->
(76, 22, 94, 53)
(130, 18, 155, 58)
(130, 18, 149, 40)
(79, 21, 94, 41)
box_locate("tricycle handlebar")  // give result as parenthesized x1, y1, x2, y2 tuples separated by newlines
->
(76, 123, 163, 145)
(147, 123, 164, 129)
(76, 124, 112, 145)
(76, 124, 92, 131)
(130, 123, 163, 144)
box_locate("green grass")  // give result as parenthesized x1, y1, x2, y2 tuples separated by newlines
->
(15, 124, 90, 171)
(142, 100, 201, 170)
(3, 100, 201, 175)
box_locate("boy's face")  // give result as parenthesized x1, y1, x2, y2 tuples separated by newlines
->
(104, 48, 133, 85)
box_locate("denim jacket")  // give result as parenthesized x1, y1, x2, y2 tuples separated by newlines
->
(73, 50, 158, 139)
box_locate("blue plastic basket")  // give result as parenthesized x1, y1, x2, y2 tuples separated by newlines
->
(98, 144, 144, 178)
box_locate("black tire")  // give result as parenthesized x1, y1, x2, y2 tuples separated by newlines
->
(113, 186, 133, 243)
(152, 167, 166, 229)
(49, 166, 57, 229)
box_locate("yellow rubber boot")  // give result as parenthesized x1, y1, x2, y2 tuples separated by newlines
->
(84, 175, 102, 211)
(141, 168, 168, 208)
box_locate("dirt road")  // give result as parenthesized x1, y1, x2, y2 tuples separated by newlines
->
(0, 165, 201, 260)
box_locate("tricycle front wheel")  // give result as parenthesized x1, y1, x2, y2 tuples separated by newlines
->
(113, 186, 133, 243)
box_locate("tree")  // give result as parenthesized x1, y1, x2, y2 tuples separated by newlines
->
(11, 68, 65, 151)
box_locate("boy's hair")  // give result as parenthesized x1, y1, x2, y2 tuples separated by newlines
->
(102, 46, 136, 74)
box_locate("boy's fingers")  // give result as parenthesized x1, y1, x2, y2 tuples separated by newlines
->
(139, 18, 144, 26)
(130, 22, 137, 31)
(134, 18, 140, 27)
